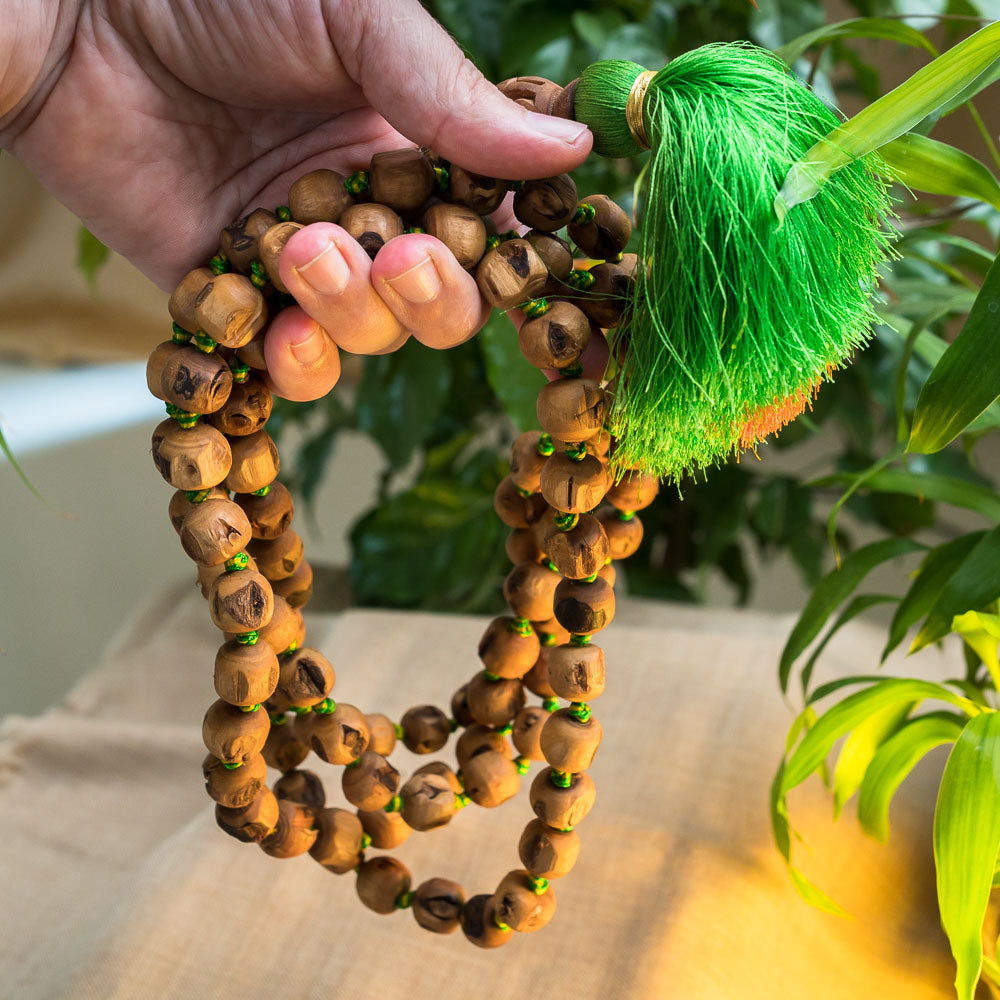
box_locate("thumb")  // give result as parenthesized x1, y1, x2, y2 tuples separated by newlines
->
(341, 0, 592, 179)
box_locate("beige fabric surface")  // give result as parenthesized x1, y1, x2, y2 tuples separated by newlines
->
(0, 589, 959, 999)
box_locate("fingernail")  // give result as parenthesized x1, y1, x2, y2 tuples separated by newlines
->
(294, 240, 349, 295)
(290, 325, 326, 365)
(524, 110, 590, 145)
(386, 255, 442, 304)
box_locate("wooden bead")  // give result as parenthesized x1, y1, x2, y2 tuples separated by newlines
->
(496, 75, 562, 111)
(168, 267, 213, 332)
(214, 638, 279, 707)
(461, 893, 513, 949)
(522, 646, 556, 698)
(156, 345, 232, 415)
(466, 672, 525, 728)
(340, 202, 404, 259)
(420, 203, 486, 269)
(493, 476, 547, 529)
(310, 703, 370, 765)
(547, 643, 605, 702)
(539, 452, 608, 514)
(541, 708, 603, 772)
(366, 713, 398, 756)
(455, 723, 512, 769)
(513, 174, 578, 231)
(369, 148, 434, 215)
(596, 508, 644, 560)
(450, 684, 474, 729)
(261, 799, 318, 858)
(220, 208, 279, 273)
(258, 221, 302, 293)
(567, 194, 632, 260)
(236, 333, 267, 370)
(146, 341, 179, 402)
(400, 771, 457, 831)
(413, 878, 464, 934)
(530, 768, 596, 829)
(202, 752, 267, 808)
(536, 378, 607, 443)
(518, 301, 591, 371)
(310, 807, 364, 873)
(169, 486, 227, 532)
(475, 239, 548, 309)
(503, 562, 559, 622)
(518, 819, 580, 879)
(202, 700, 270, 764)
(288, 168, 353, 224)
(207, 374, 272, 437)
(356, 856, 411, 915)
(151, 419, 231, 491)
(412, 761, 463, 792)
(358, 807, 412, 849)
(509, 431, 548, 493)
(196, 553, 258, 598)
(512, 705, 548, 761)
(274, 769, 326, 811)
(194, 272, 267, 349)
(445, 167, 508, 215)
(599, 561, 616, 587)
(477, 616, 541, 680)
(342, 750, 400, 811)
(400, 705, 451, 754)
(494, 869, 556, 932)
(578, 254, 638, 329)
(234, 481, 293, 540)
(215, 786, 278, 843)
(605, 470, 660, 511)
(542, 512, 609, 579)
(254, 596, 303, 655)
(179, 499, 252, 565)
(553, 576, 615, 635)
(524, 230, 574, 281)
(506, 528, 543, 565)
(225, 431, 279, 493)
(209, 570, 274, 633)
(462, 749, 520, 808)
(262, 718, 310, 772)
(271, 559, 313, 609)
(277, 647, 334, 707)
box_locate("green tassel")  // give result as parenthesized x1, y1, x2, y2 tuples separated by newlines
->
(573, 43, 893, 480)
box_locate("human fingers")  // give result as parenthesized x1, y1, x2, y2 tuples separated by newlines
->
(262, 305, 342, 401)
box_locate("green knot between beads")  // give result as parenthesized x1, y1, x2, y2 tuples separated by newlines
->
(485, 234, 502, 252)
(360, 832, 372, 849)
(494, 913, 511, 932)
(483, 670, 502, 682)
(433, 165, 450, 192)
(345, 170, 369, 195)
(515, 485, 533, 498)
(405, 226, 424, 234)
(224, 552, 250, 573)
(275, 205, 292, 222)
(570, 633, 591, 646)
(564, 442, 587, 461)
(618, 509, 636, 521)
(239, 703, 261, 713)
(454, 791, 471, 810)
(249, 260, 268, 288)
(279, 639, 299, 657)
(512, 180, 525, 192)
(236, 631, 259, 645)
(549, 769, 572, 788)
(508, 617, 533, 637)
(536, 434, 555, 457)
(269, 713, 288, 726)
(209, 253, 229, 275)
(395, 890, 416, 910)
(186, 489, 211, 503)
(544, 561, 559, 575)
(292, 705, 312, 716)
(542, 697, 559, 713)
(499, 229, 519, 243)
(528, 875, 549, 895)
(165, 402, 199, 428)
(556, 362, 584, 379)
(222, 761, 243, 770)
(229, 357, 250, 383)
(393, 723, 405, 740)
(250, 484, 271, 497)
(448, 717, 459, 732)
(572, 202, 596, 226)
(539, 630, 558, 647)
(523, 298, 550, 319)
(581, 572, 598, 584)
(496, 723, 513, 736)
(194, 332, 217, 354)
(554, 512, 578, 532)
(568, 701, 592, 723)
(171, 322, 193, 343)
(384, 795, 402, 813)
(514, 755, 531, 775)
(566, 268, 595, 291)
(314, 697, 336, 715)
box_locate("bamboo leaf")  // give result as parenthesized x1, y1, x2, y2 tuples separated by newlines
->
(934, 710, 1000, 1000)
(775, 17, 937, 66)
(76, 227, 109, 291)
(478, 311, 547, 433)
(951, 611, 1000, 689)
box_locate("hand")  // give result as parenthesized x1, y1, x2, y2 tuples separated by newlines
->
(1, 0, 592, 399)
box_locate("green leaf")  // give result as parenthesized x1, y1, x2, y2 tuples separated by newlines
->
(857, 711, 965, 843)
(908, 250, 1000, 454)
(779, 538, 925, 691)
(951, 610, 1000, 690)
(76, 227, 109, 291)
(478, 311, 548, 432)
(0, 422, 44, 502)
(880, 133, 1000, 212)
(934, 710, 1000, 1000)
(775, 16, 937, 66)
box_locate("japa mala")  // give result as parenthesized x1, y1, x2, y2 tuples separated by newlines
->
(145, 43, 891, 945)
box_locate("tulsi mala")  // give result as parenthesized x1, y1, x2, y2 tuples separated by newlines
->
(146, 44, 890, 945)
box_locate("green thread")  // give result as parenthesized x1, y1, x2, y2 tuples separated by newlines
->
(514, 755, 531, 775)
(275, 205, 292, 221)
(566, 268, 595, 291)
(512, 180, 525, 192)
(345, 170, 369, 195)
(572, 202, 596, 225)
(229, 357, 250, 383)
(361, 832, 372, 849)
(433, 165, 450, 192)
(269, 713, 288, 726)
(581, 572, 598, 583)
(165, 402, 199, 428)
(554, 512, 578, 532)
(209, 253, 229, 275)
(292, 705, 312, 716)
(542, 697, 560, 713)
(235, 631, 259, 645)
(395, 890, 416, 910)
(239, 703, 261, 713)
(249, 260, 268, 288)
(222, 761, 243, 770)
(185, 489, 211, 503)
(556, 362, 584, 379)
(564, 442, 587, 461)
(344, 757, 361, 769)
(485, 234, 502, 252)
(393, 723, 404, 740)
(523, 298, 551, 319)
(568, 702, 592, 723)
(171, 322, 192, 343)
(483, 670, 501, 682)
(515, 485, 533, 498)
(618, 509, 636, 521)
(538, 630, 558, 647)
(494, 913, 511, 932)
(508, 617, 533, 638)
(250, 484, 271, 497)
(354, 854, 365, 872)
(611, 251, 624, 263)
(448, 717, 459, 732)
(499, 230, 519, 242)
(193, 332, 217, 354)
(570, 633, 591, 646)
(454, 791, 471, 810)
(536, 434, 555, 457)
(496, 723, 513, 736)
(279, 639, 299, 656)
(544, 561, 559, 575)
(224, 552, 250, 572)
(405, 226, 424, 234)
(384, 795, 402, 813)
(550, 769, 573, 788)
(314, 698, 336, 715)
(528, 875, 550, 895)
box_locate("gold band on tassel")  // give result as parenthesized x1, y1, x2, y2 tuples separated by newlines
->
(625, 69, 656, 150)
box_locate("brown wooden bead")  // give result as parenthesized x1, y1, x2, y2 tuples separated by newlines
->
(357, 856, 411, 915)
(310, 807, 364, 873)
(169, 486, 228, 533)
(509, 431, 548, 493)
(539, 452, 608, 514)
(597, 508, 644, 560)
(519, 819, 580, 879)
(160, 345, 233, 414)
(168, 267, 213, 332)
(547, 643, 605, 702)
(536, 378, 607, 443)
(214, 638, 280, 707)
(202, 700, 270, 764)
(209, 570, 274, 633)
(541, 708, 603, 772)
(445, 167, 508, 215)
(258, 221, 303, 293)
(494, 869, 557, 932)
(180, 499, 252, 565)
(207, 374, 272, 437)
(277, 646, 334, 707)
(215, 786, 279, 843)
(605, 470, 660, 511)
(493, 476, 547, 529)
(542, 512, 609, 580)
(578, 254, 638, 329)
(400, 771, 457, 831)
(567, 194, 632, 260)
(512, 705, 548, 761)
(461, 893, 513, 949)
(288, 168, 353, 224)
(342, 750, 400, 811)
(400, 705, 451, 754)
(262, 718, 310, 771)
(599, 561, 616, 587)
(340, 202, 404, 259)
(506, 528, 543, 565)
(234, 481, 293, 540)
(496, 75, 562, 111)
(202, 752, 267, 808)
(310, 703, 369, 765)
(534, 620, 571, 645)
(477, 616, 541, 680)
(514, 174, 578, 231)
(522, 645, 556, 698)
(366, 713, 398, 756)
(196, 553, 258, 599)
(413, 878, 464, 934)
(466, 672, 525, 728)
(455, 723, 512, 769)
(450, 684, 474, 729)
(503, 562, 559, 622)
(421, 203, 487, 269)
(553, 576, 615, 635)
(475, 239, 548, 310)
(236, 333, 267, 370)
(254, 596, 303, 655)
(369, 148, 434, 215)
(146, 341, 180, 402)
(524, 230, 574, 282)
(530, 768, 596, 830)
(194, 273, 267, 349)
(151, 419, 232, 491)
(358, 807, 412, 849)
(225, 431, 279, 493)
(271, 559, 313, 609)
(274, 769, 326, 811)
(461, 749, 520, 808)
(220, 208, 280, 273)
(518, 301, 591, 371)
(261, 799, 318, 858)
(412, 761, 463, 792)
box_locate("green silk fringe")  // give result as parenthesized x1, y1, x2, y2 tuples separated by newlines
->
(574, 43, 894, 481)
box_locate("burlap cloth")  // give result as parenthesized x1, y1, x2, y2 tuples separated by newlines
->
(0, 588, 959, 999)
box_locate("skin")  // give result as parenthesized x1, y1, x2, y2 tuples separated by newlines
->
(0, 0, 600, 400)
